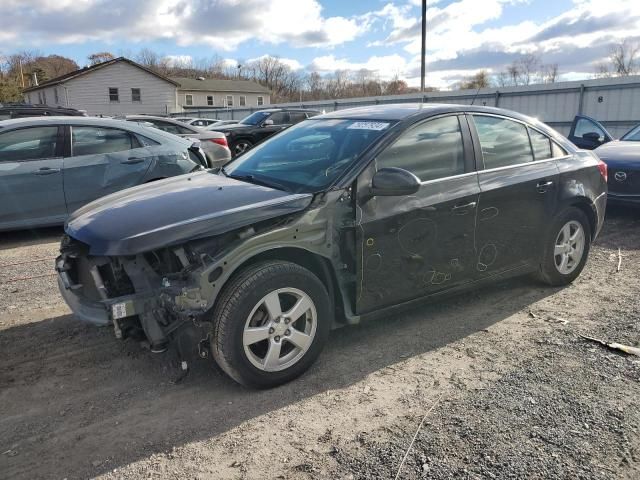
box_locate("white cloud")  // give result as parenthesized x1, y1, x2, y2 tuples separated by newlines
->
(0, 0, 371, 51)
(309, 54, 409, 80)
(246, 55, 304, 71)
(163, 55, 193, 67)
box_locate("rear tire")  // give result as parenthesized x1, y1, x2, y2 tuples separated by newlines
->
(231, 139, 253, 157)
(537, 207, 591, 286)
(211, 261, 331, 388)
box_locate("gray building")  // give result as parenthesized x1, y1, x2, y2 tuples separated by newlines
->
(172, 77, 271, 111)
(22, 57, 271, 117)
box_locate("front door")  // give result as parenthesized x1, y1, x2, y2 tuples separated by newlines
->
(0, 125, 66, 229)
(256, 112, 291, 143)
(568, 115, 613, 150)
(355, 114, 480, 314)
(469, 114, 560, 276)
(62, 125, 152, 213)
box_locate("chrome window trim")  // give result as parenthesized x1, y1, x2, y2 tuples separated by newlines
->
(419, 170, 478, 186)
(469, 112, 571, 173)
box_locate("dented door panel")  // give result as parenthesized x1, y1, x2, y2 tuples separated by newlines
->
(62, 146, 153, 214)
(355, 167, 480, 314)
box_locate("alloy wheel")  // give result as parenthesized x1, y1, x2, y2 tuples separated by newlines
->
(553, 220, 585, 275)
(234, 141, 251, 156)
(242, 288, 317, 372)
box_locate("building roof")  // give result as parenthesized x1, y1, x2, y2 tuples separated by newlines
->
(171, 77, 271, 94)
(22, 57, 179, 93)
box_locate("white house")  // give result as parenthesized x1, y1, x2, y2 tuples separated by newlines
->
(22, 57, 271, 116)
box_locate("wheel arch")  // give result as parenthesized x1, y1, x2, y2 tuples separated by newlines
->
(567, 197, 598, 240)
(217, 247, 346, 327)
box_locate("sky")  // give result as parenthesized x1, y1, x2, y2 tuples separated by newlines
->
(1, 0, 639, 89)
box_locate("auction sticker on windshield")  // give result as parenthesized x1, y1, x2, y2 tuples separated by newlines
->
(347, 121, 390, 130)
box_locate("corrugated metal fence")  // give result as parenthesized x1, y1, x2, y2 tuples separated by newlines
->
(181, 75, 640, 137)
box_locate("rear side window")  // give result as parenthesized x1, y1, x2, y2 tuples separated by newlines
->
(71, 126, 133, 156)
(528, 128, 552, 160)
(148, 120, 192, 135)
(377, 115, 465, 182)
(289, 112, 307, 124)
(0, 126, 58, 161)
(135, 133, 160, 147)
(473, 115, 534, 169)
(552, 142, 568, 157)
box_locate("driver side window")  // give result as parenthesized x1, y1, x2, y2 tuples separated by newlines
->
(269, 112, 289, 125)
(376, 116, 465, 182)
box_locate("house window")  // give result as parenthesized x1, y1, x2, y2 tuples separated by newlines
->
(131, 88, 141, 102)
(207, 95, 214, 106)
(185, 94, 193, 106)
(239, 95, 246, 107)
(54, 88, 59, 104)
(226, 95, 233, 107)
(42, 90, 47, 104)
(257, 96, 264, 106)
(109, 88, 119, 102)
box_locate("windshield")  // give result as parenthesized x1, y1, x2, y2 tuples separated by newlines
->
(240, 111, 271, 125)
(223, 118, 394, 193)
(621, 124, 640, 141)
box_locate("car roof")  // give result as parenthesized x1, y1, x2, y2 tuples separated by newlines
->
(319, 102, 551, 127)
(0, 116, 137, 128)
(0, 115, 193, 145)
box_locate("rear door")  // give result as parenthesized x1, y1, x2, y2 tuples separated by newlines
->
(470, 114, 560, 276)
(62, 125, 153, 213)
(568, 115, 613, 150)
(355, 114, 480, 313)
(0, 125, 66, 228)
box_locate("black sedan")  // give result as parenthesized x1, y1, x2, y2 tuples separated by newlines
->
(595, 123, 640, 206)
(57, 104, 607, 388)
(213, 108, 320, 156)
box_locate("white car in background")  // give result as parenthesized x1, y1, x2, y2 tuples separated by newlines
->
(118, 115, 231, 167)
(173, 117, 222, 127)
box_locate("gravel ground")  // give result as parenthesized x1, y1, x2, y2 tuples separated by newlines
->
(0, 207, 638, 480)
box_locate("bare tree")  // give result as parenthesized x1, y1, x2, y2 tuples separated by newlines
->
(539, 63, 559, 84)
(88, 52, 115, 65)
(460, 70, 491, 90)
(609, 39, 639, 76)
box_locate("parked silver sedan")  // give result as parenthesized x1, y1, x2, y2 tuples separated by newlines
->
(120, 115, 231, 167)
(0, 116, 207, 231)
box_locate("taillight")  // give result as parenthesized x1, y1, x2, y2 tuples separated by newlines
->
(597, 160, 607, 182)
(209, 137, 228, 148)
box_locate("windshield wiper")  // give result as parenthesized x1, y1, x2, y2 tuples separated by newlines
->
(228, 173, 289, 192)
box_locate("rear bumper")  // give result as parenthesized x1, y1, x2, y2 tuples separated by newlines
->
(608, 193, 640, 206)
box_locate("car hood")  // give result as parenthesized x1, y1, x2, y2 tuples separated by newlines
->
(66, 171, 313, 256)
(211, 123, 252, 132)
(595, 141, 640, 166)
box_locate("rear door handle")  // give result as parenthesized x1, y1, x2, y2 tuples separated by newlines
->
(536, 180, 553, 192)
(451, 201, 477, 214)
(33, 167, 61, 175)
(121, 157, 144, 164)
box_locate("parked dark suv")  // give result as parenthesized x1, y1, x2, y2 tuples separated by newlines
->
(0, 103, 86, 120)
(213, 108, 321, 156)
(56, 104, 607, 388)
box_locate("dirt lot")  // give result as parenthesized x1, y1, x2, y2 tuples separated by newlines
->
(1, 208, 639, 480)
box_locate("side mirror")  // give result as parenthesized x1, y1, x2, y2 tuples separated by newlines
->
(583, 131, 602, 143)
(371, 167, 421, 197)
(262, 119, 274, 126)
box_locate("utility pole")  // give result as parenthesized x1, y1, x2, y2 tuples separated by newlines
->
(19, 58, 25, 88)
(420, 0, 427, 92)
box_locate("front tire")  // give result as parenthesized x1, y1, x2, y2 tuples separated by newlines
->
(211, 261, 331, 388)
(537, 207, 591, 286)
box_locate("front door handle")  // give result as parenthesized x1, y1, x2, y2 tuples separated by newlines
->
(451, 201, 477, 214)
(536, 180, 553, 193)
(33, 167, 61, 175)
(121, 157, 144, 164)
